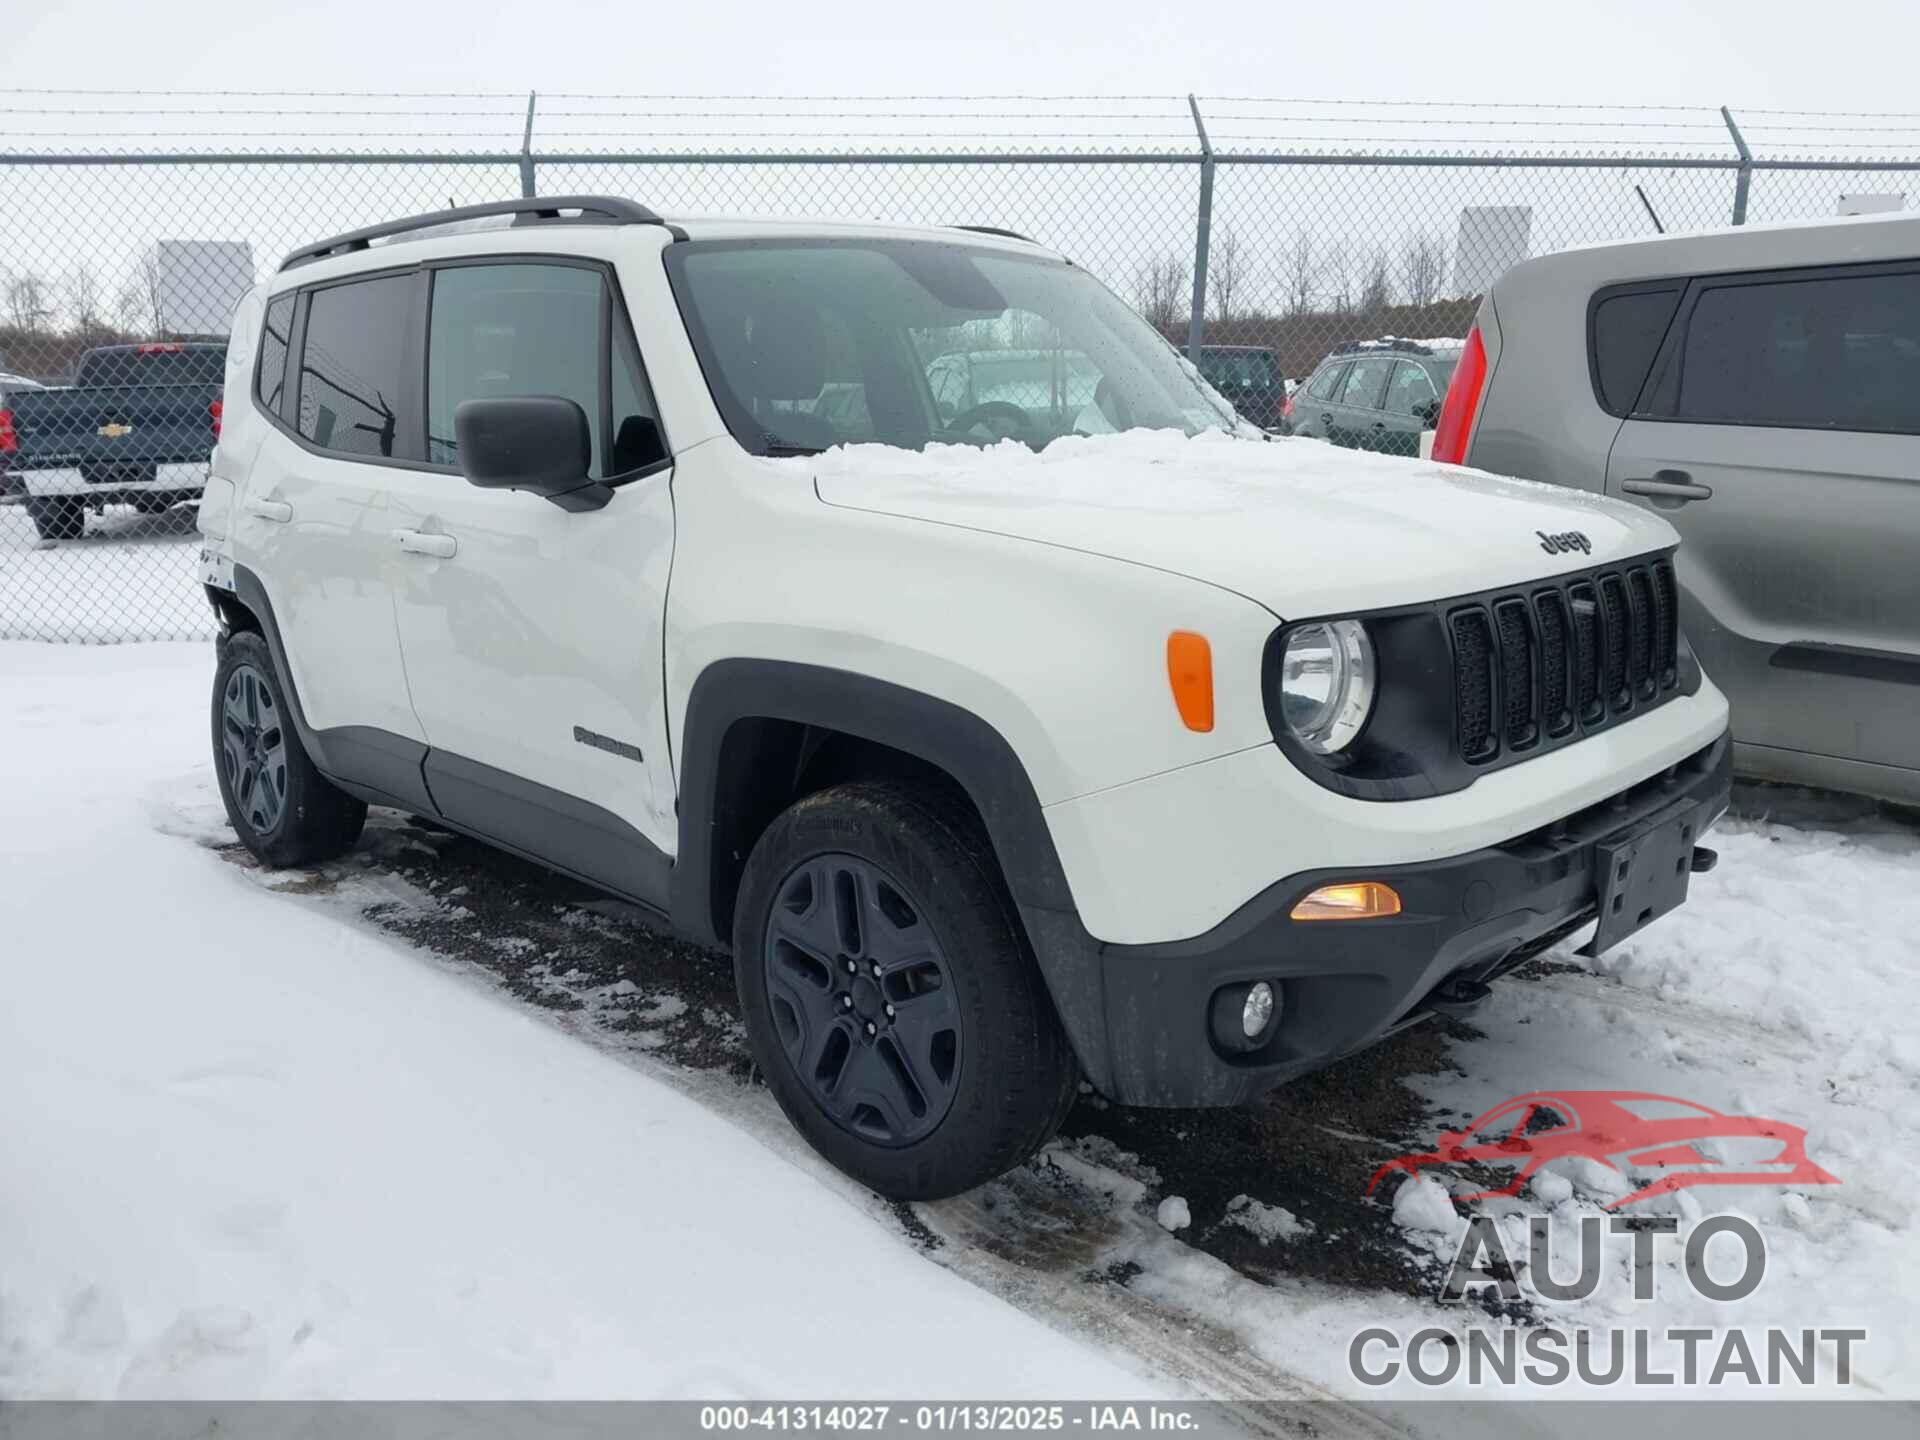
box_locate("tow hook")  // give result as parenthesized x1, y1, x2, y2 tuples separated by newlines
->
(1423, 975, 1492, 1020)
(1691, 846, 1719, 874)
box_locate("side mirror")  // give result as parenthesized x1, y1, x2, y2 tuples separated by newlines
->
(454, 395, 609, 512)
(1414, 397, 1442, 428)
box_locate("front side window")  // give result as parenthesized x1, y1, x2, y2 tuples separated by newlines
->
(427, 262, 665, 477)
(297, 274, 414, 458)
(1383, 360, 1437, 416)
(1674, 268, 1920, 433)
(665, 239, 1238, 456)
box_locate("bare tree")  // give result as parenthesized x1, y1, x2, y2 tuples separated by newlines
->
(1360, 248, 1393, 319)
(1279, 229, 1320, 316)
(1399, 233, 1448, 309)
(63, 264, 107, 338)
(114, 274, 156, 335)
(1322, 241, 1356, 316)
(1207, 226, 1245, 326)
(1135, 252, 1189, 335)
(4, 273, 54, 335)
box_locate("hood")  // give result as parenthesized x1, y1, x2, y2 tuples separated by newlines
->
(808, 430, 1678, 619)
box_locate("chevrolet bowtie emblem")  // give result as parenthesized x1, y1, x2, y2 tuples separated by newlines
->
(98, 422, 133, 438)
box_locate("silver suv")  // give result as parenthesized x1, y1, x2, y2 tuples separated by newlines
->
(1435, 213, 1920, 806)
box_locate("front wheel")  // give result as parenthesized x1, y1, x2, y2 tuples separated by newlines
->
(212, 631, 367, 867)
(734, 782, 1078, 1200)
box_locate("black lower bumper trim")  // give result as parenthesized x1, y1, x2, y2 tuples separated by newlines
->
(1050, 730, 1732, 1108)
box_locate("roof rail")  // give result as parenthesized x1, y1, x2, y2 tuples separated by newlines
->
(1330, 337, 1439, 357)
(279, 195, 666, 272)
(950, 224, 1040, 245)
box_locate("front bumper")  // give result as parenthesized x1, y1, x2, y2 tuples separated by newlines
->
(1055, 729, 1730, 1107)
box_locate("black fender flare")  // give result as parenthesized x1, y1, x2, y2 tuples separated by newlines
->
(671, 659, 1115, 1090)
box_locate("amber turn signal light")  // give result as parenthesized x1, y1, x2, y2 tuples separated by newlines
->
(1165, 631, 1214, 733)
(1290, 881, 1402, 921)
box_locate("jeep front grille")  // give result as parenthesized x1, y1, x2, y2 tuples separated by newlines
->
(1448, 558, 1681, 765)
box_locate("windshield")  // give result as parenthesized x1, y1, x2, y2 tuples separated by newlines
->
(665, 239, 1239, 455)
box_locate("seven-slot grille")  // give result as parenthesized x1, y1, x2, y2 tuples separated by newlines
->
(1449, 557, 1680, 764)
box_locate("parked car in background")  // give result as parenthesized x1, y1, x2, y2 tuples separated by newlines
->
(1196, 344, 1288, 429)
(198, 197, 1728, 1201)
(1285, 339, 1461, 454)
(1436, 211, 1920, 806)
(0, 342, 225, 539)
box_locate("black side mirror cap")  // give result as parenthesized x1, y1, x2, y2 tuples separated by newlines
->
(454, 395, 610, 511)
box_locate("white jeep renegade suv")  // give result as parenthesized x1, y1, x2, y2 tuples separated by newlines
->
(198, 196, 1732, 1199)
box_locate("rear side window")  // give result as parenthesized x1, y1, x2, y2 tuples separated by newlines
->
(1337, 355, 1394, 409)
(256, 294, 294, 415)
(1305, 362, 1347, 401)
(1672, 268, 1920, 434)
(297, 274, 414, 458)
(1590, 286, 1681, 415)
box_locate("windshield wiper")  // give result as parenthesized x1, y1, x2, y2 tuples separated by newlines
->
(762, 442, 827, 457)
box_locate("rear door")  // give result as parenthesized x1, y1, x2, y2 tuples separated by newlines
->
(1328, 354, 1394, 450)
(1295, 360, 1349, 439)
(383, 258, 679, 895)
(237, 272, 428, 804)
(1605, 261, 1920, 774)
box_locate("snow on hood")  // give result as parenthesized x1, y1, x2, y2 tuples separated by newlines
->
(806, 429, 1677, 619)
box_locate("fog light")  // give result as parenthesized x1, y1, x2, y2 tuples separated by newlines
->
(1242, 981, 1276, 1039)
(1290, 880, 1402, 921)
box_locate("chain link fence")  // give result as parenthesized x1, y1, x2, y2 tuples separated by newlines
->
(5, 94, 1919, 642)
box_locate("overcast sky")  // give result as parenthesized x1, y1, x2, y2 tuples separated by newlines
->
(7, 0, 1915, 113)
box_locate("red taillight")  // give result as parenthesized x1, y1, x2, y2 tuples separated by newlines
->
(0, 408, 15, 454)
(137, 342, 185, 356)
(210, 398, 223, 439)
(1282, 391, 1296, 421)
(1430, 326, 1487, 466)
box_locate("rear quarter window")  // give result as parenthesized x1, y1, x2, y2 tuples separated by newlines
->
(1589, 285, 1682, 415)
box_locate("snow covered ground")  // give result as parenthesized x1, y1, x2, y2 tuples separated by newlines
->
(3, 640, 1917, 1413)
(0, 505, 211, 644)
(0, 642, 1164, 1400)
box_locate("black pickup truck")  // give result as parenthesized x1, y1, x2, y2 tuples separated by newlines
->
(1, 342, 224, 540)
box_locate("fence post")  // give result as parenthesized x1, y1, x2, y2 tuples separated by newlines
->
(520, 91, 539, 198)
(1721, 105, 1751, 226)
(1186, 94, 1214, 361)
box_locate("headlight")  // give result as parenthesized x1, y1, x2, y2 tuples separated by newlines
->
(1277, 620, 1376, 754)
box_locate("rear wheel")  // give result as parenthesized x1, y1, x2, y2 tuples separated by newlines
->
(734, 782, 1077, 1200)
(211, 631, 367, 867)
(25, 496, 85, 541)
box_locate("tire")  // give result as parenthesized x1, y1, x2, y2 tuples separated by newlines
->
(211, 631, 367, 868)
(734, 781, 1078, 1200)
(26, 496, 85, 541)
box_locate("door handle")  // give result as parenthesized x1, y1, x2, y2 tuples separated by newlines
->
(392, 528, 457, 558)
(242, 497, 292, 523)
(1622, 474, 1713, 503)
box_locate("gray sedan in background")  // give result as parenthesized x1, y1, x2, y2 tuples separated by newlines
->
(1439, 211, 1920, 806)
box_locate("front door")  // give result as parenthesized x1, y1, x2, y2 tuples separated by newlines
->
(1606, 261, 1920, 778)
(384, 259, 678, 902)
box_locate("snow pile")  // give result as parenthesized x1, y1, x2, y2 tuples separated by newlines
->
(1221, 1195, 1311, 1244)
(1155, 1196, 1192, 1233)
(0, 642, 1161, 1400)
(1388, 1176, 1463, 1236)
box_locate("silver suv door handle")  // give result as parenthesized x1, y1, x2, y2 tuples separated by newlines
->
(242, 497, 292, 523)
(392, 528, 457, 558)
(1622, 475, 1713, 503)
